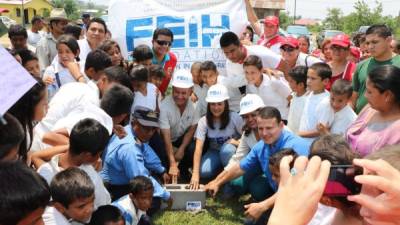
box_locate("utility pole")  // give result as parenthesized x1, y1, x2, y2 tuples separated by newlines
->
(293, 0, 297, 24)
(21, 0, 25, 27)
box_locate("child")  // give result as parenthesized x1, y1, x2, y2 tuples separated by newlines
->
(317, 79, 357, 136)
(98, 40, 125, 67)
(148, 65, 165, 88)
(298, 62, 334, 142)
(287, 66, 308, 134)
(44, 35, 86, 99)
(309, 135, 362, 225)
(43, 167, 95, 225)
(198, 61, 220, 116)
(243, 55, 291, 122)
(0, 161, 50, 225)
(132, 44, 153, 68)
(38, 118, 111, 208)
(268, 148, 298, 184)
(112, 176, 154, 225)
(89, 205, 125, 225)
(0, 113, 25, 162)
(18, 49, 41, 77)
(191, 62, 205, 102)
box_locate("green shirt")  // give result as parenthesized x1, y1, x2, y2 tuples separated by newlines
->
(352, 55, 400, 113)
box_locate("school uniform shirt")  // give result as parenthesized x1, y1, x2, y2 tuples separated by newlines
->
(287, 92, 308, 134)
(295, 52, 322, 67)
(246, 74, 291, 120)
(299, 91, 334, 143)
(240, 129, 310, 191)
(159, 95, 200, 142)
(77, 38, 93, 65)
(36, 33, 58, 73)
(43, 206, 70, 225)
(225, 130, 258, 170)
(330, 105, 357, 136)
(37, 155, 111, 209)
(193, 84, 208, 116)
(132, 83, 161, 112)
(195, 112, 243, 150)
(112, 195, 146, 225)
(225, 45, 282, 112)
(100, 125, 170, 200)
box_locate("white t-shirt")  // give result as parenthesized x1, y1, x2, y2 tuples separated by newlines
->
(330, 104, 357, 136)
(299, 91, 334, 142)
(38, 155, 111, 209)
(132, 83, 161, 112)
(225, 130, 258, 170)
(246, 74, 291, 120)
(43, 206, 70, 225)
(195, 112, 243, 149)
(287, 92, 308, 134)
(159, 96, 200, 142)
(27, 30, 44, 47)
(78, 38, 93, 65)
(296, 52, 322, 67)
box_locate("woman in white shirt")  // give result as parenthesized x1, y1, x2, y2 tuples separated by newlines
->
(190, 84, 243, 190)
(43, 35, 86, 100)
(244, 55, 292, 122)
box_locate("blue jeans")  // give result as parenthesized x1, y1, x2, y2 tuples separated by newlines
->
(199, 143, 236, 179)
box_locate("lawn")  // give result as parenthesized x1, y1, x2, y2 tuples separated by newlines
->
(153, 196, 250, 225)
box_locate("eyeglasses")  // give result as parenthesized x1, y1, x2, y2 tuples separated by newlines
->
(281, 47, 296, 52)
(330, 45, 348, 51)
(155, 40, 172, 47)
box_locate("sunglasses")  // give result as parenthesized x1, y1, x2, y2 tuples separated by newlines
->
(330, 45, 348, 51)
(155, 40, 172, 47)
(281, 47, 296, 52)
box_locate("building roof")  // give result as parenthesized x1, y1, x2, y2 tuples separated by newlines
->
(0, 0, 51, 5)
(295, 18, 321, 26)
(250, 0, 285, 10)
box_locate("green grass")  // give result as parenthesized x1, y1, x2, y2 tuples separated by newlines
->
(153, 196, 249, 225)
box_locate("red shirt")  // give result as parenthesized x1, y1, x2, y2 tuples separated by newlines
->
(257, 34, 285, 48)
(327, 61, 356, 91)
(154, 52, 177, 94)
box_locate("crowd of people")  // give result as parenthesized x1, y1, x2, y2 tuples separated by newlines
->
(1, 1, 400, 225)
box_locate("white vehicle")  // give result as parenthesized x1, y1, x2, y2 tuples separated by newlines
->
(0, 16, 17, 28)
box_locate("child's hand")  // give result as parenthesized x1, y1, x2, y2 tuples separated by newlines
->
(191, 93, 198, 102)
(189, 173, 200, 190)
(113, 125, 127, 139)
(316, 123, 329, 135)
(43, 76, 54, 85)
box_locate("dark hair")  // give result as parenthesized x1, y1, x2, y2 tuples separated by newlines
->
(298, 35, 310, 47)
(132, 44, 153, 62)
(98, 39, 121, 53)
(366, 145, 400, 171)
(87, 17, 107, 34)
(152, 28, 174, 42)
(69, 118, 110, 156)
(288, 65, 308, 87)
(149, 64, 165, 78)
(57, 34, 80, 61)
(200, 61, 217, 72)
(243, 55, 263, 70)
(17, 49, 38, 67)
(0, 113, 24, 161)
(50, 167, 94, 208)
(129, 64, 149, 82)
(0, 161, 50, 225)
(258, 106, 282, 124)
(352, 32, 365, 47)
(245, 25, 254, 42)
(31, 15, 43, 24)
(308, 62, 332, 80)
(8, 24, 27, 38)
(85, 49, 112, 72)
(368, 65, 400, 104)
(64, 24, 82, 40)
(366, 24, 392, 38)
(101, 84, 134, 118)
(103, 65, 131, 90)
(331, 79, 353, 98)
(268, 148, 298, 170)
(206, 100, 230, 130)
(7, 78, 46, 162)
(220, 31, 240, 48)
(394, 39, 400, 53)
(129, 176, 154, 195)
(89, 205, 124, 225)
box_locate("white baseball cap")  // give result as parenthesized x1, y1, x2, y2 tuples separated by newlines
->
(239, 94, 265, 115)
(171, 70, 194, 88)
(205, 84, 230, 103)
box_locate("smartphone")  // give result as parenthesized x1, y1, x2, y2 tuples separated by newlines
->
(323, 165, 362, 197)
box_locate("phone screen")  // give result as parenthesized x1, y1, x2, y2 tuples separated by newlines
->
(323, 165, 362, 197)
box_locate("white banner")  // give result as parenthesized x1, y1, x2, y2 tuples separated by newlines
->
(108, 0, 248, 72)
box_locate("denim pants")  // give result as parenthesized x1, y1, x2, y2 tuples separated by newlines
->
(199, 143, 236, 179)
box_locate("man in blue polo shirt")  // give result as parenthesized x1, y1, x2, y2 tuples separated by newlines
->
(205, 106, 310, 224)
(101, 106, 172, 215)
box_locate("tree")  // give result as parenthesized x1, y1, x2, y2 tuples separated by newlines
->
(51, 0, 79, 20)
(323, 8, 344, 30)
(279, 11, 291, 29)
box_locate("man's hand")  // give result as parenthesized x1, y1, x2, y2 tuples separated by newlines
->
(162, 172, 171, 184)
(204, 180, 220, 198)
(168, 164, 179, 184)
(244, 202, 267, 220)
(191, 93, 198, 102)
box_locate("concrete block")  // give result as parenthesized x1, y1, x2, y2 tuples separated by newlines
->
(164, 184, 206, 210)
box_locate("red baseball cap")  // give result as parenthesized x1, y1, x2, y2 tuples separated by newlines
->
(331, 34, 351, 48)
(280, 37, 299, 48)
(264, 16, 279, 27)
(350, 46, 361, 60)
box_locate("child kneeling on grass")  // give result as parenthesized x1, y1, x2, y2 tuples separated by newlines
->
(112, 176, 154, 225)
